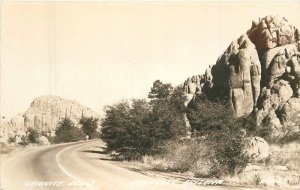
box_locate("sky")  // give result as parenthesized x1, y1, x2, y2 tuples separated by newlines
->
(1, 1, 300, 118)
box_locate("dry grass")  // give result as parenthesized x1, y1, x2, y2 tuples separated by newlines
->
(225, 141, 300, 188)
(141, 140, 213, 177)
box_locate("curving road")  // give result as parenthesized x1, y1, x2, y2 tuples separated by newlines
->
(1, 140, 261, 190)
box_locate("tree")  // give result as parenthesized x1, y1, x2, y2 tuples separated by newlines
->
(79, 116, 99, 139)
(101, 81, 188, 160)
(55, 117, 85, 143)
(101, 99, 152, 159)
(148, 86, 187, 143)
(186, 94, 249, 176)
(148, 80, 173, 101)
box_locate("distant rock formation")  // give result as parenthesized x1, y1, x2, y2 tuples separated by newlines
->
(0, 95, 100, 143)
(183, 15, 300, 140)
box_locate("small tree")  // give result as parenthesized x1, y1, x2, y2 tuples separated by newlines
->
(79, 116, 99, 139)
(148, 80, 173, 101)
(148, 82, 187, 141)
(55, 117, 85, 143)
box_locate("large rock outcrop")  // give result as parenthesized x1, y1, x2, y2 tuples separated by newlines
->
(183, 15, 300, 141)
(0, 95, 100, 143)
(248, 15, 298, 50)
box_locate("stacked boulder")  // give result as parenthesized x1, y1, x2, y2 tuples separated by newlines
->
(183, 15, 300, 141)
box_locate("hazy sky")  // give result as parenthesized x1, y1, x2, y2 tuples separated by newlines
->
(1, 1, 300, 117)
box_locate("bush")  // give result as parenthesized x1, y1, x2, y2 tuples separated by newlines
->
(18, 136, 29, 146)
(164, 140, 213, 173)
(27, 128, 39, 143)
(101, 81, 187, 160)
(186, 94, 233, 134)
(8, 136, 16, 143)
(55, 118, 85, 143)
(208, 128, 249, 177)
(101, 99, 153, 159)
(186, 94, 249, 176)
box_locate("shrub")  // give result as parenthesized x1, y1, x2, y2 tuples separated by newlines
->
(18, 136, 29, 146)
(186, 94, 249, 176)
(164, 140, 213, 173)
(101, 81, 187, 160)
(101, 99, 153, 159)
(55, 118, 85, 143)
(208, 128, 249, 177)
(8, 136, 16, 143)
(27, 128, 39, 143)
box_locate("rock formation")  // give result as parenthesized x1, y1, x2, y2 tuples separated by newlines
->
(183, 15, 300, 141)
(0, 95, 100, 143)
(183, 75, 202, 106)
(243, 137, 270, 162)
(248, 16, 298, 50)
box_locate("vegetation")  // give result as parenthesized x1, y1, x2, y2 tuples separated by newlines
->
(55, 117, 85, 143)
(27, 128, 39, 143)
(8, 136, 16, 143)
(101, 99, 152, 160)
(79, 116, 99, 139)
(101, 79, 249, 177)
(187, 94, 249, 176)
(101, 80, 187, 160)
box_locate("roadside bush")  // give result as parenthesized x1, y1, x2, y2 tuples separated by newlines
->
(101, 99, 153, 159)
(27, 128, 39, 143)
(207, 128, 249, 177)
(141, 139, 214, 177)
(101, 81, 187, 160)
(8, 136, 16, 143)
(186, 94, 249, 177)
(18, 136, 29, 146)
(164, 140, 213, 173)
(55, 117, 85, 143)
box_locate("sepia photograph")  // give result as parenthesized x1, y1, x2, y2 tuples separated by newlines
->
(0, 1, 300, 190)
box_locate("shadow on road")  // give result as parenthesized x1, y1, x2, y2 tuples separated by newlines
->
(82, 149, 107, 154)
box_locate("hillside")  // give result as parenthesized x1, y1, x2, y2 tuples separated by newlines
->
(0, 95, 100, 143)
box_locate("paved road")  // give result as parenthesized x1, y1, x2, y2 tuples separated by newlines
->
(1, 140, 262, 190)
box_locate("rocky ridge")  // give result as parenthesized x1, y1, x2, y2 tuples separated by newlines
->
(0, 95, 100, 143)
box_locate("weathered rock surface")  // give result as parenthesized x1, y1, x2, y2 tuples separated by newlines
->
(183, 75, 202, 105)
(38, 135, 50, 145)
(183, 15, 300, 141)
(243, 137, 270, 162)
(0, 95, 100, 143)
(247, 15, 298, 50)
